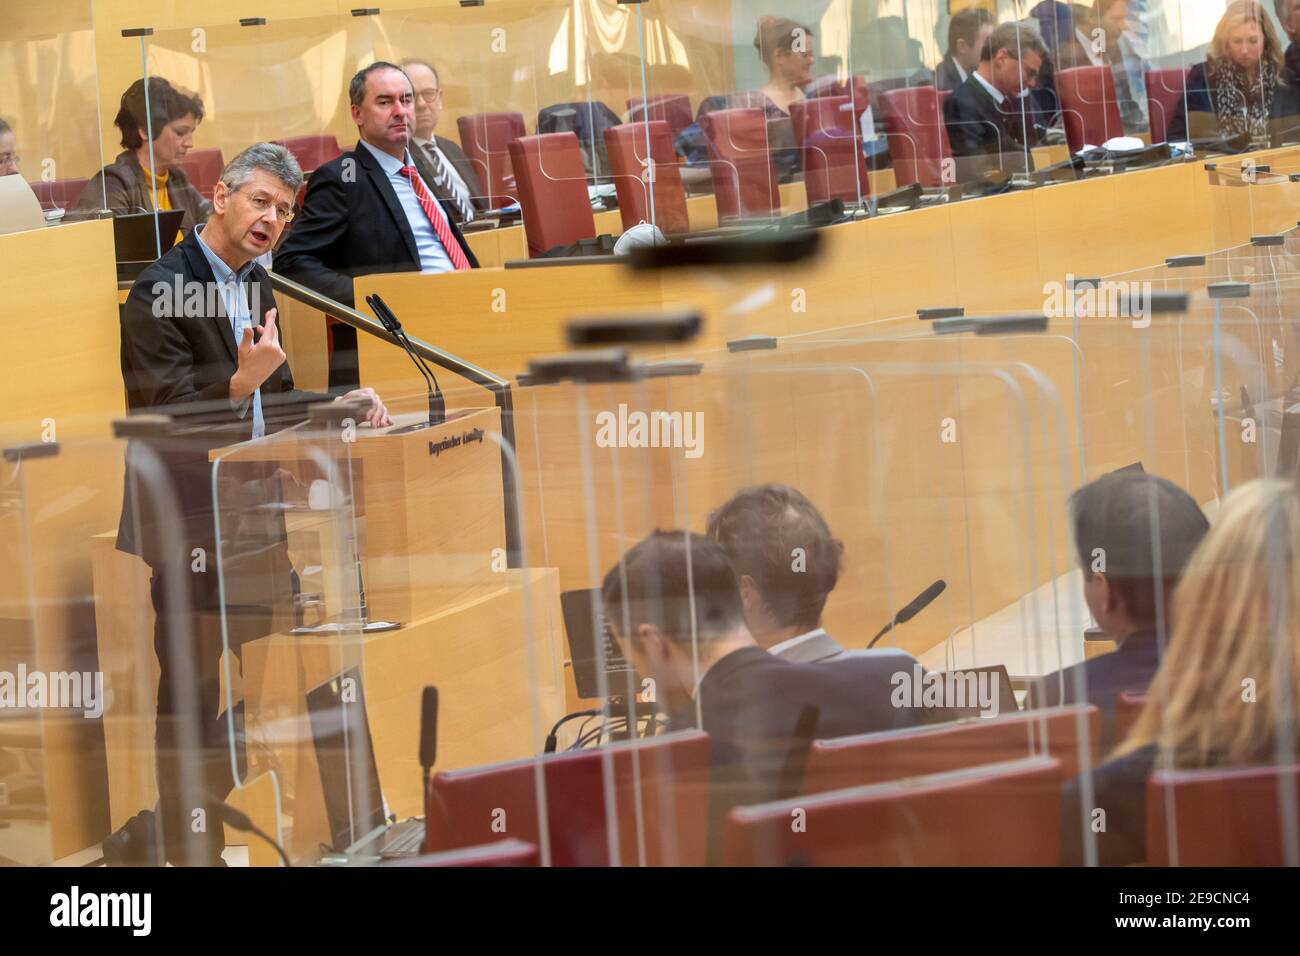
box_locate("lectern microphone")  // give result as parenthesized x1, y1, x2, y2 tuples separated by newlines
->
(867, 579, 947, 648)
(366, 293, 446, 427)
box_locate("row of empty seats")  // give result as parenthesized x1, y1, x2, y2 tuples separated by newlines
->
(419, 703, 1299, 866)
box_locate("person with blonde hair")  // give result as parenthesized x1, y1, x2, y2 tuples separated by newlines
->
(1060, 480, 1300, 865)
(1167, 0, 1300, 144)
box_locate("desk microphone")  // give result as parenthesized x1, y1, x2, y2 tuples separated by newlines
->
(867, 579, 947, 648)
(419, 686, 439, 804)
(366, 293, 446, 427)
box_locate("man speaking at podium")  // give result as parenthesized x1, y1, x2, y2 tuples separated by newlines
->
(118, 142, 390, 865)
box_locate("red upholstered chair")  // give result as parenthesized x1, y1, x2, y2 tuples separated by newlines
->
(507, 132, 598, 257)
(724, 756, 1062, 866)
(272, 135, 343, 173)
(803, 704, 1100, 795)
(603, 121, 690, 235)
(425, 730, 712, 866)
(802, 127, 871, 205)
(699, 108, 780, 222)
(1113, 691, 1148, 746)
(626, 94, 693, 137)
(177, 147, 225, 199)
(30, 177, 89, 210)
(789, 95, 854, 148)
(457, 111, 526, 208)
(395, 839, 539, 867)
(805, 74, 871, 115)
(1147, 764, 1300, 865)
(879, 86, 953, 188)
(1146, 67, 1190, 144)
(1057, 65, 1125, 152)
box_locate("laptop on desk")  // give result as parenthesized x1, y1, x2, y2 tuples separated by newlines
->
(113, 210, 184, 281)
(306, 666, 425, 861)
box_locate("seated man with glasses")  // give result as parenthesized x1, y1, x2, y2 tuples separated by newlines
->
(400, 57, 487, 225)
(943, 23, 1048, 184)
(118, 141, 391, 865)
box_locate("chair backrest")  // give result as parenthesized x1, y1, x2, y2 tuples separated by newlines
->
(698, 107, 780, 222)
(802, 127, 870, 205)
(790, 95, 854, 148)
(177, 148, 225, 200)
(1147, 764, 1300, 865)
(1145, 67, 1190, 145)
(603, 121, 690, 235)
(804, 704, 1100, 794)
(880, 86, 952, 188)
(507, 131, 598, 257)
(456, 111, 526, 207)
(805, 74, 871, 114)
(426, 730, 712, 866)
(1057, 65, 1125, 152)
(272, 135, 342, 174)
(397, 839, 539, 867)
(724, 756, 1062, 865)
(30, 177, 89, 210)
(1113, 691, 1148, 747)
(627, 94, 694, 136)
(537, 101, 622, 179)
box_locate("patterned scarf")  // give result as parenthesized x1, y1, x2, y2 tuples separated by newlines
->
(1207, 56, 1277, 140)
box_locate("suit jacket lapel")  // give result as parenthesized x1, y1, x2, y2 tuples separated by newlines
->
(355, 141, 421, 267)
(179, 233, 239, 364)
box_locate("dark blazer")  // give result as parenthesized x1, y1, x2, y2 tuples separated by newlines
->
(934, 54, 966, 93)
(1027, 630, 1161, 751)
(943, 73, 1039, 181)
(666, 645, 929, 860)
(412, 135, 489, 218)
(117, 227, 325, 570)
(274, 139, 479, 309)
(68, 149, 211, 232)
(1059, 744, 1156, 866)
(1167, 61, 1300, 144)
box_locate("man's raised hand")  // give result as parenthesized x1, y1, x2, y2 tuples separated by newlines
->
(230, 307, 286, 400)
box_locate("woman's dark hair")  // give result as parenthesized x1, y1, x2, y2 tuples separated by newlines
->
(114, 77, 204, 150)
(754, 15, 814, 68)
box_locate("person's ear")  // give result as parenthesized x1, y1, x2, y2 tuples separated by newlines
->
(635, 622, 666, 662)
(212, 181, 228, 215)
(1096, 573, 1122, 615)
(738, 574, 760, 611)
(351, 103, 363, 127)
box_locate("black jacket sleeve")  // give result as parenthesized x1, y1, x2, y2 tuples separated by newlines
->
(274, 162, 357, 307)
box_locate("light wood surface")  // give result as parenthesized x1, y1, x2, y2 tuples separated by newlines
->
(238, 567, 565, 862)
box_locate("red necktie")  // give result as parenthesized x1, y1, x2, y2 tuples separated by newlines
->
(398, 165, 472, 271)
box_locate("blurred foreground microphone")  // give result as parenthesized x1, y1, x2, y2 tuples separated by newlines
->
(867, 580, 947, 648)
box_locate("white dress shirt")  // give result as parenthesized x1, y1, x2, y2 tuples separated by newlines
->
(358, 139, 454, 274)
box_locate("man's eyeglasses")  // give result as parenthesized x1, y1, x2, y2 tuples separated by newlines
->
(232, 186, 295, 223)
(415, 89, 442, 106)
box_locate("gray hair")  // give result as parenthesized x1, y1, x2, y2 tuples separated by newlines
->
(219, 142, 303, 194)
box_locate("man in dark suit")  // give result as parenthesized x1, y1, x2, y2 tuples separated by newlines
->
(1278, 0, 1300, 77)
(943, 23, 1048, 183)
(119, 142, 390, 864)
(601, 531, 931, 858)
(400, 58, 488, 224)
(1027, 472, 1209, 751)
(935, 7, 994, 92)
(275, 62, 479, 391)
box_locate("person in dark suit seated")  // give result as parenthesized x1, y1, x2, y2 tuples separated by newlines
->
(936, 7, 995, 92)
(944, 23, 1048, 183)
(69, 77, 210, 236)
(275, 62, 479, 391)
(1279, 0, 1300, 76)
(706, 483, 915, 668)
(1060, 480, 1300, 865)
(1027, 472, 1209, 750)
(118, 142, 390, 864)
(602, 532, 928, 814)
(399, 58, 488, 225)
(1167, 0, 1300, 146)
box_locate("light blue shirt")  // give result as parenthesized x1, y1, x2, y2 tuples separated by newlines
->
(358, 139, 454, 273)
(195, 223, 264, 439)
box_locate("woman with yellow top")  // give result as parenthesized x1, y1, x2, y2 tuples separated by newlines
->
(70, 77, 211, 238)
